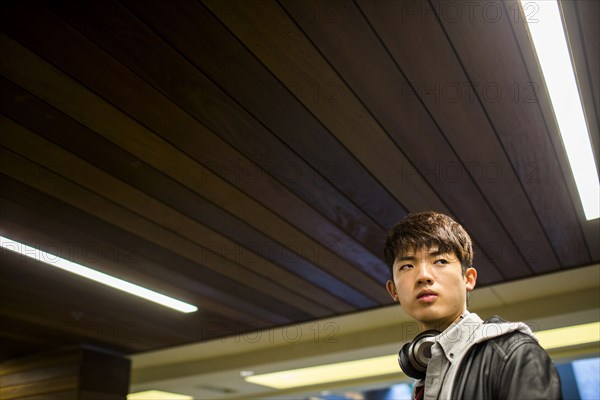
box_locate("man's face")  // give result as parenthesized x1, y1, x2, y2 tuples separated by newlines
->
(386, 246, 477, 331)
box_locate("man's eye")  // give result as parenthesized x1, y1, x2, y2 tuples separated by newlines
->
(399, 264, 413, 270)
(434, 259, 448, 264)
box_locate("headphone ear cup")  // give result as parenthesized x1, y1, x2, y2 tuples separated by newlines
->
(399, 342, 425, 380)
(397, 330, 441, 380)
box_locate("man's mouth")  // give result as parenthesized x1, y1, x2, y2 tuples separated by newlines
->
(417, 290, 438, 302)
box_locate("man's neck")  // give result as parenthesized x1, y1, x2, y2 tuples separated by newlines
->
(419, 309, 468, 332)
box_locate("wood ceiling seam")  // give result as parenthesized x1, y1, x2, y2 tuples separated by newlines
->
(40, 0, 390, 292)
(0, 143, 312, 322)
(117, 0, 410, 231)
(279, 0, 513, 282)
(0, 19, 387, 306)
(499, 0, 595, 263)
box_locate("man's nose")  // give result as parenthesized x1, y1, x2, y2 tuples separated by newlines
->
(415, 263, 434, 284)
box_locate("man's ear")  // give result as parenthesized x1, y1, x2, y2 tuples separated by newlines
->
(465, 267, 477, 291)
(386, 280, 398, 302)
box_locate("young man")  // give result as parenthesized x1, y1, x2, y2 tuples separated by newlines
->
(384, 211, 561, 399)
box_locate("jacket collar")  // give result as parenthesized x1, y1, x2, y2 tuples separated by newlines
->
(435, 311, 483, 363)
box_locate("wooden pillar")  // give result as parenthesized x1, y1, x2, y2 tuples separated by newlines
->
(0, 345, 130, 400)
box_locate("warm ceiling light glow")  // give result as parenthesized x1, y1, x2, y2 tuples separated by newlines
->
(0, 236, 198, 313)
(246, 322, 600, 389)
(520, 0, 599, 220)
(534, 322, 600, 350)
(127, 390, 193, 400)
(245, 355, 400, 389)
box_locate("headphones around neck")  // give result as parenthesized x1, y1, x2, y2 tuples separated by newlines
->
(398, 330, 441, 380)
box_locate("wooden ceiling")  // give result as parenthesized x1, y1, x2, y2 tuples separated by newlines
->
(1, 0, 598, 362)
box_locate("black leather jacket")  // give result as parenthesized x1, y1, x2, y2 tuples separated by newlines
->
(450, 317, 562, 399)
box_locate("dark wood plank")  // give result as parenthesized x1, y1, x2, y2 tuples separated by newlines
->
(0, 347, 129, 400)
(0, 376, 77, 399)
(118, 0, 407, 231)
(0, 9, 388, 305)
(0, 362, 79, 387)
(0, 330, 74, 365)
(1, 351, 79, 376)
(0, 72, 355, 314)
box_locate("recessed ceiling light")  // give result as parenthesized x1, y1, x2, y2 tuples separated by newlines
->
(0, 236, 198, 313)
(520, 0, 599, 220)
(127, 390, 193, 400)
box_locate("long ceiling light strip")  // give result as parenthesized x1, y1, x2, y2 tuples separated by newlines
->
(245, 322, 600, 389)
(520, 0, 599, 220)
(245, 355, 399, 390)
(127, 390, 193, 400)
(0, 235, 197, 313)
(534, 321, 600, 350)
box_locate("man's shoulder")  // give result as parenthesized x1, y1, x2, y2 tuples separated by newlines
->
(476, 316, 540, 357)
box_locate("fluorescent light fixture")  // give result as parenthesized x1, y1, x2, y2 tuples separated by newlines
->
(245, 354, 400, 389)
(520, 0, 599, 220)
(246, 322, 600, 389)
(534, 322, 600, 350)
(0, 236, 197, 313)
(127, 390, 193, 400)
